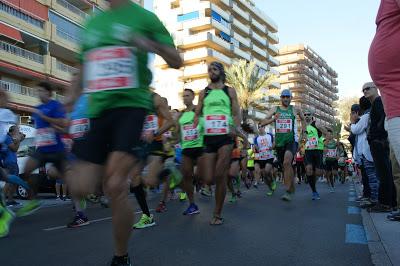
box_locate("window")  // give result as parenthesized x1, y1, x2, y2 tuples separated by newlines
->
(177, 11, 199, 22)
(49, 11, 82, 42)
(0, 2, 43, 28)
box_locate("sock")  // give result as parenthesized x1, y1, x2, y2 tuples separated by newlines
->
(132, 184, 151, 217)
(307, 175, 317, 193)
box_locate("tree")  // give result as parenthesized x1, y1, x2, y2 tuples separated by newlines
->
(337, 96, 359, 124)
(332, 119, 342, 140)
(225, 59, 276, 122)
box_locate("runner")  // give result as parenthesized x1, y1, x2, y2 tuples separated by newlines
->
(260, 89, 305, 201)
(295, 143, 306, 184)
(337, 142, 347, 183)
(194, 61, 244, 225)
(228, 137, 244, 202)
(318, 133, 326, 183)
(253, 124, 276, 196)
(324, 129, 339, 192)
(303, 109, 326, 200)
(64, 1, 182, 264)
(16, 82, 68, 217)
(177, 89, 204, 214)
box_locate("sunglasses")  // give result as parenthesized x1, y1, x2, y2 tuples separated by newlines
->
(304, 113, 312, 117)
(362, 86, 374, 93)
(281, 96, 291, 99)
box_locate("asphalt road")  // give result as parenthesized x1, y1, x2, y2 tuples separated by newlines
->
(1, 181, 372, 266)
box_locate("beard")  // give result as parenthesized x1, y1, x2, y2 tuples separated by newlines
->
(210, 75, 222, 83)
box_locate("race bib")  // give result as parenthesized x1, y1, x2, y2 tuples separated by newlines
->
(306, 137, 318, 149)
(205, 115, 229, 135)
(36, 128, 56, 147)
(84, 46, 138, 93)
(70, 118, 90, 139)
(61, 136, 73, 152)
(142, 115, 158, 133)
(276, 119, 292, 133)
(259, 148, 273, 160)
(182, 124, 198, 141)
(326, 149, 337, 158)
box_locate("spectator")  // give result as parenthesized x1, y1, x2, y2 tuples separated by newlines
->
(369, 0, 400, 166)
(387, 149, 400, 221)
(350, 96, 379, 208)
(295, 144, 306, 184)
(1, 125, 24, 206)
(364, 82, 397, 212)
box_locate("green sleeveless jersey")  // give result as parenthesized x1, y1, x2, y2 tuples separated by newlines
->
(202, 88, 233, 136)
(275, 106, 295, 147)
(325, 140, 337, 161)
(178, 110, 203, 149)
(305, 124, 319, 150)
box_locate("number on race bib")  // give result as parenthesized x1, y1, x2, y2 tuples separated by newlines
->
(259, 148, 273, 160)
(276, 119, 292, 133)
(205, 115, 229, 135)
(142, 115, 158, 133)
(306, 137, 318, 149)
(182, 124, 198, 141)
(84, 46, 138, 93)
(70, 118, 90, 139)
(35, 128, 56, 147)
(326, 149, 337, 158)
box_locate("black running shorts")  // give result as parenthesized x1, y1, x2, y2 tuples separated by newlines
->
(204, 135, 234, 153)
(255, 159, 274, 169)
(182, 147, 204, 160)
(304, 150, 322, 170)
(74, 107, 146, 165)
(275, 142, 298, 165)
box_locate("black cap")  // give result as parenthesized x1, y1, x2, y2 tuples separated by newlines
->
(351, 104, 360, 112)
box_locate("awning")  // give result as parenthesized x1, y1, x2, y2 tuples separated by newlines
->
(0, 23, 23, 43)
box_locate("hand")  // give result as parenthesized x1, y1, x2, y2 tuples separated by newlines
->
(141, 131, 154, 144)
(350, 112, 358, 124)
(344, 124, 351, 132)
(274, 113, 280, 121)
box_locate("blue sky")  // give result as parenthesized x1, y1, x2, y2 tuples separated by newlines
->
(145, 0, 380, 99)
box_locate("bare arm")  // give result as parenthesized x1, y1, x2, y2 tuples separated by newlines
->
(260, 106, 277, 126)
(155, 96, 174, 136)
(228, 87, 241, 128)
(64, 66, 83, 112)
(295, 107, 306, 142)
(194, 90, 205, 126)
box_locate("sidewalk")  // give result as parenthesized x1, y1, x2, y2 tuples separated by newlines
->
(354, 179, 400, 266)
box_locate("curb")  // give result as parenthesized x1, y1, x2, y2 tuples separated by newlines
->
(352, 180, 393, 266)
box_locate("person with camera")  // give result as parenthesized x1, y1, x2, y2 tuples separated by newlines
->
(2, 125, 25, 206)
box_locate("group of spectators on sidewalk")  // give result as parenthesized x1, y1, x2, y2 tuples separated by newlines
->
(346, 0, 400, 221)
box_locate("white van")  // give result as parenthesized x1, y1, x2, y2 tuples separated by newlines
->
(14, 125, 38, 175)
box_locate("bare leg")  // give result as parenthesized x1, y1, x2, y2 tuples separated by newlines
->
(182, 155, 195, 204)
(213, 144, 233, 217)
(283, 151, 295, 193)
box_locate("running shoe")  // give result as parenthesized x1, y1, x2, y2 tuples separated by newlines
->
(133, 214, 156, 229)
(86, 194, 100, 203)
(229, 193, 237, 203)
(169, 169, 183, 189)
(200, 188, 212, 197)
(360, 199, 375, 209)
(312, 192, 319, 200)
(281, 192, 292, 202)
(183, 203, 200, 215)
(329, 187, 335, 193)
(236, 190, 242, 198)
(387, 211, 400, 221)
(6, 200, 21, 207)
(266, 191, 273, 196)
(16, 200, 42, 217)
(56, 196, 62, 201)
(110, 255, 132, 266)
(179, 192, 187, 201)
(155, 201, 167, 213)
(271, 181, 277, 191)
(67, 214, 90, 228)
(367, 204, 392, 213)
(0, 207, 15, 238)
(253, 182, 258, 189)
(100, 196, 109, 208)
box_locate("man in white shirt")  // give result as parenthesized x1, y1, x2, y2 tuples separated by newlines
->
(351, 96, 379, 209)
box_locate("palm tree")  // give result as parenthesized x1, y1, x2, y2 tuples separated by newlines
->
(225, 59, 276, 122)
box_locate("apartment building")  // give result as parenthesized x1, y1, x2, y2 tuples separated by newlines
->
(153, 0, 280, 109)
(275, 44, 339, 126)
(0, 0, 142, 123)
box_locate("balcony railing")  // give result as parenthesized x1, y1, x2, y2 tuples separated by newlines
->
(56, 60, 77, 74)
(232, 3, 250, 21)
(56, 28, 81, 43)
(232, 18, 250, 35)
(0, 80, 38, 98)
(0, 41, 44, 64)
(56, 0, 89, 20)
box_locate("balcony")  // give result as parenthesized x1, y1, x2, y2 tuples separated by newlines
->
(53, 0, 90, 25)
(177, 32, 232, 53)
(252, 44, 267, 58)
(179, 48, 231, 65)
(0, 80, 40, 107)
(268, 45, 279, 56)
(182, 63, 208, 79)
(210, 3, 231, 22)
(0, 41, 50, 74)
(253, 58, 269, 72)
(232, 3, 250, 22)
(50, 24, 80, 54)
(251, 31, 267, 47)
(251, 18, 267, 35)
(267, 32, 279, 44)
(250, 6, 278, 33)
(184, 17, 232, 36)
(233, 46, 250, 61)
(211, 0, 231, 9)
(232, 18, 250, 36)
(233, 32, 251, 47)
(51, 57, 77, 81)
(268, 56, 280, 67)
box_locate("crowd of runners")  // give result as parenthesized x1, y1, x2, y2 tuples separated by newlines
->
(0, 1, 357, 265)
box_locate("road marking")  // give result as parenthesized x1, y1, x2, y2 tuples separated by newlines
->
(348, 196, 356, 202)
(43, 209, 154, 231)
(345, 224, 367, 244)
(347, 206, 361, 214)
